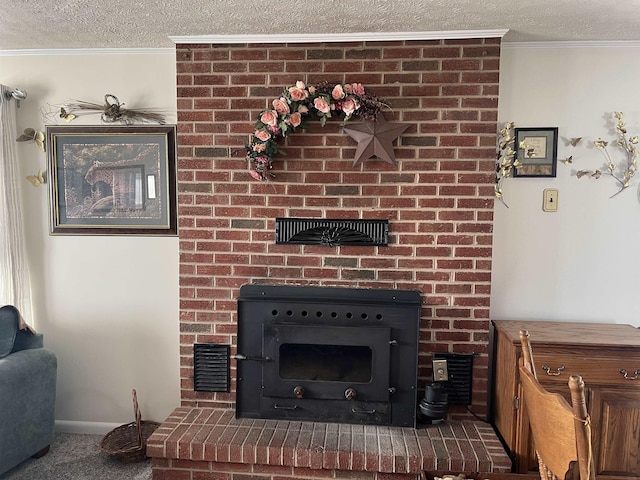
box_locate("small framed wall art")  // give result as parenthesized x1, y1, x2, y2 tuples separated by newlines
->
(513, 127, 558, 178)
(46, 125, 177, 235)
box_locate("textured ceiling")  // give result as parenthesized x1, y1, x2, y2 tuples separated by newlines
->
(0, 0, 639, 50)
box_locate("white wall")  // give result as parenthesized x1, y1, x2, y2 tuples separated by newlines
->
(0, 50, 180, 429)
(493, 43, 640, 327)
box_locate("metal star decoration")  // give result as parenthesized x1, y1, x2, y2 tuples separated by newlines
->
(343, 115, 410, 166)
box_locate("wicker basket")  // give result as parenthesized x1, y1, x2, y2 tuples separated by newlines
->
(100, 389, 161, 463)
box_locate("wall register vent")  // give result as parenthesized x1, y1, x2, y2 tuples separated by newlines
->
(433, 352, 474, 405)
(193, 343, 230, 392)
(275, 218, 388, 247)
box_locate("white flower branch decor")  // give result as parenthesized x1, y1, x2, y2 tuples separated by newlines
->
(495, 121, 521, 207)
(576, 112, 639, 197)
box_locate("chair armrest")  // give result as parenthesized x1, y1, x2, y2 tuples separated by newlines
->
(0, 347, 57, 388)
(11, 331, 44, 353)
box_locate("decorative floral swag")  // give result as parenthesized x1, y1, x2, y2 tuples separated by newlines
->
(245, 80, 384, 181)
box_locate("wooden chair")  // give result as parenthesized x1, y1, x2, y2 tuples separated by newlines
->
(518, 330, 595, 480)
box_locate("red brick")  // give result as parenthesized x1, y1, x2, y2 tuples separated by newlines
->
(442, 59, 481, 71)
(153, 469, 192, 480)
(192, 50, 230, 62)
(174, 39, 498, 422)
(382, 47, 422, 59)
(421, 47, 461, 58)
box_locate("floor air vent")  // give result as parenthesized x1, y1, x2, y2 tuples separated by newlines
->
(193, 343, 230, 392)
(433, 352, 474, 405)
(275, 218, 388, 246)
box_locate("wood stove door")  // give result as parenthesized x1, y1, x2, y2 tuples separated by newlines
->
(262, 324, 391, 402)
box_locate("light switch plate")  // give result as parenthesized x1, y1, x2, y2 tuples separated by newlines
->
(543, 188, 558, 212)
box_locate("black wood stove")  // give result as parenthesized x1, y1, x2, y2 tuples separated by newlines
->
(236, 284, 421, 427)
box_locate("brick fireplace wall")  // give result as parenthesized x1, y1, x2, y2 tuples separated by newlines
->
(176, 38, 500, 418)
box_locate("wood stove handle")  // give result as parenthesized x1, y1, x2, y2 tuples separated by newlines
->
(352, 408, 376, 415)
(233, 354, 272, 362)
(274, 404, 298, 410)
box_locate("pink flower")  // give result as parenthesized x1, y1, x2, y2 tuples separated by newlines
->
(256, 156, 269, 164)
(249, 170, 264, 181)
(332, 84, 345, 100)
(351, 83, 365, 96)
(297, 105, 309, 114)
(253, 143, 266, 152)
(255, 129, 271, 141)
(295, 80, 306, 89)
(289, 112, 302, 127)
(268, 125, 280, 134)
(308, 86, 316, 94)
(314, 97, 331, 113)
(260, 110, 278, 126)
(288, 86, 308, 101)
(341, 97, 359, 116)
(272, 97, 290, 115)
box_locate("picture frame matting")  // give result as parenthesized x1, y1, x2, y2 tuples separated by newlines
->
(46, 125, 177, 235)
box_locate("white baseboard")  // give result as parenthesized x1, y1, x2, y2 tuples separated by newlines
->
(55, 420, 123, 435)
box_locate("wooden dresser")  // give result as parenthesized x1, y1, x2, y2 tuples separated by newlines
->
(490, 320, 640, 479)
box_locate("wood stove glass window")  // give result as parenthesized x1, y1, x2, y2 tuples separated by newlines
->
(261, 324, 391, 400)
(279, 343, 372, 383)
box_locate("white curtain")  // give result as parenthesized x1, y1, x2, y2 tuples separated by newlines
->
(0, 85, 33, 322)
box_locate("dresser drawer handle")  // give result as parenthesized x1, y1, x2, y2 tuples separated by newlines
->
(542, 365, 565, 376)
(620, 369, 640, 380)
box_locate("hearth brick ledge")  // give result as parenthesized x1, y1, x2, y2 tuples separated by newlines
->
(147, 407, 511, 480)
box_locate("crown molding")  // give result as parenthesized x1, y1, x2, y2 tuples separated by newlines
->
(4, 37, 640, 56)
(0, 48, 175, 57)
(502, 40, 640, 49)
(169, 30, 509, 44)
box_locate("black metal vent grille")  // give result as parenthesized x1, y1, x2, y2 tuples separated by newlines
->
(434, 352, 474, 405)
(275, 218, 388, 246)
(193, 343, 230, 392)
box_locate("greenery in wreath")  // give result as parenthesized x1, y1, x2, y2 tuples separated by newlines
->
(245, 80, 384, 180)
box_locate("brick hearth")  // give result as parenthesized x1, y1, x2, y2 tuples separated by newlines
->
(148, 408, 511, 480)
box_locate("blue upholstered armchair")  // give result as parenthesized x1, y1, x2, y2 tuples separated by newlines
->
(0, 305, 57, 476)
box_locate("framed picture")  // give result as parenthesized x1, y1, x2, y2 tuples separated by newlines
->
(513, 127, 558, 178)
(47, 125, 177, 235)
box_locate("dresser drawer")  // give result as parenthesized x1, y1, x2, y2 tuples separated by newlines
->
(532, 353, 640, 386)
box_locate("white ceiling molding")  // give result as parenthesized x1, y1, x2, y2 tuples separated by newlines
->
(502, 40, 640, 49)
(169, 30, 509, 45)
(0, 48, 175, 57)
(5, 39, 640, 57)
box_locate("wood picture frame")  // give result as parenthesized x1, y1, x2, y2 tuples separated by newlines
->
(513, 127, 558, 178)
(46, 125, 177, 235)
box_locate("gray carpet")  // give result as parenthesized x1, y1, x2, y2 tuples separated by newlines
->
(0, 432, 152, 480)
